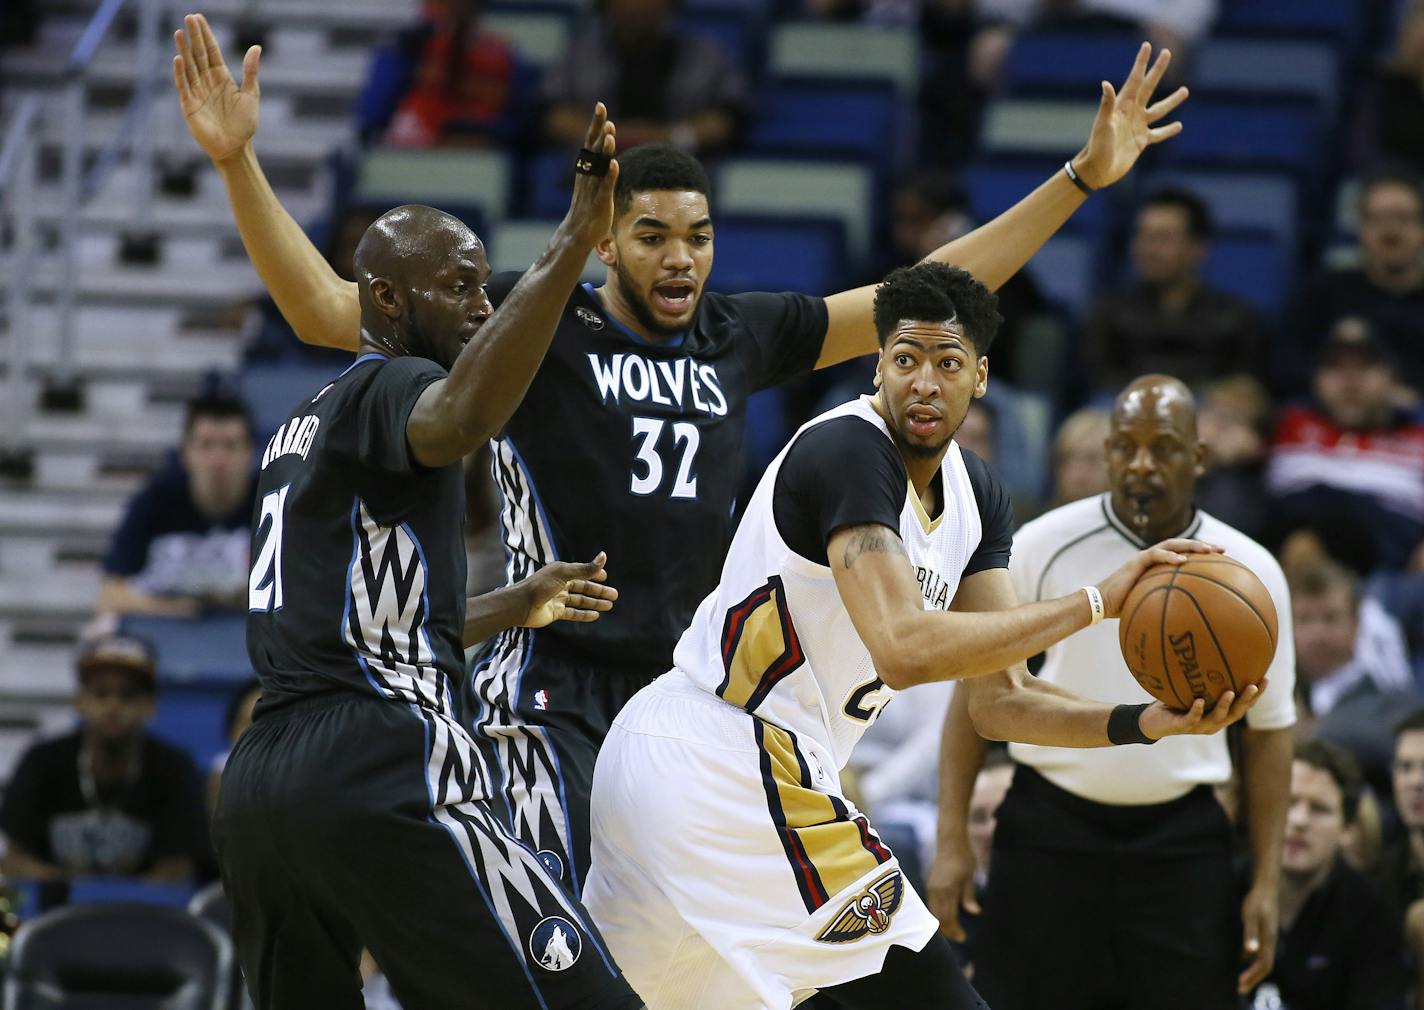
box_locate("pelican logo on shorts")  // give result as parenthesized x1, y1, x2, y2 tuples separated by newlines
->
(530, 916, 582, 971)
(814, 869, 905, 944)
(575, 307, 606, 331)
(536, 848, 565, 880)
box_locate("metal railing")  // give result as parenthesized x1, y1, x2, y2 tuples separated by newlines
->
(1, 0, 166, 436)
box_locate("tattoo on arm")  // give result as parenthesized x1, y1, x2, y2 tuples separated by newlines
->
(842, 525, 906, 568)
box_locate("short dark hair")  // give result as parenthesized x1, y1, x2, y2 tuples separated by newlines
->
(1358, 169, 1424, 215)
(1294, 738, 1364, 824)
(1142, 187, 1213, 241)
(184, 391, 255, 441)
(1395, 708, 1424, 741)
(1286, 559, 1361, 613)
(613, 145, 711, 220)
(872, 262, 1001, 355)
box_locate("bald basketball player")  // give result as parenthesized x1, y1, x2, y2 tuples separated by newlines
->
(933, 374, 1297, 1010)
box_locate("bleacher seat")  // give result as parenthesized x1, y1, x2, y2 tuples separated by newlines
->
(1022, 235, 1099, 318)
(355, 148, 512, 223)
(190, 884, 255, 1010)
(679, 9, 763, 76)
(745, 80, 902, 170)
(119, 616, 251, 685)
(1202, 232, 1292, 317)
(1143, 171, 1299, 253)
(483, 11, 571, 69)
(1194, 39, 1339, 118)
(523, 149, 575, 219)
(716, 158, 874, 265)
(65, 879, 198, 909)
(4, 902, 230, 1010)
(488, 219, 603, 283)
(767, 22, 919, 95)
(980, 100, 1100, 159)
(706, 216, 846, 294)
(1167, 101, 1319, 174)
(238, 362, 345, 442)
(1219, 0, 1361, 40)
(152, 682, 238, 772)
(963, 161, 1112, 236)
(1003, 33, 1144, 95)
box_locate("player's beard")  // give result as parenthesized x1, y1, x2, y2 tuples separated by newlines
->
(615, 258, 691, 338)
(890, 405, 957, 460)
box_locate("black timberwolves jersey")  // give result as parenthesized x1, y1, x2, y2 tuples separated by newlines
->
(245, 353, 468, 716)
(486, 274, 827, 672)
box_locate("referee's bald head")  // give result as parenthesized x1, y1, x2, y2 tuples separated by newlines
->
(1112, 374, 1197, 439)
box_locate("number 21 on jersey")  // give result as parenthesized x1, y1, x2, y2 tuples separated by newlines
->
(248, 484, 289, 611)
(629, 416, 700, 499)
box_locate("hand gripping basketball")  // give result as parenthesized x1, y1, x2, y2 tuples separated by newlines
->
(1095, 538, 1222, 619)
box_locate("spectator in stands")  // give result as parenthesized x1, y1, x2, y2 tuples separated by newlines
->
(1047, 406, 1110, 508)
(1356, 4, 1424, 178)
(96, 392, 257, 618)
(356, 0, 525, 149)
(1266, 322, 1424, 572)
(1084, 188, 1264, 396)
(1194, 374, 1272, 541)
(1248, 739, 1407, 1010)
(1377, 709, 1424, 1004)
(539, 0, 751, 157)
(0, 635, 208, 882)
(1296, 173, 1424, 401)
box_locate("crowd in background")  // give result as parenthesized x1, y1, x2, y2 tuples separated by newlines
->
(2, 0, 1424, 1006)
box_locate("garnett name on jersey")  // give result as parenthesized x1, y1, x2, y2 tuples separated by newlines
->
(260, 414, 321, 469)
(586, 353, 728, 417)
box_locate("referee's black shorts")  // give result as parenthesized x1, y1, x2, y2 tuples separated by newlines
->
(973, 765, 1241, 1010)
(213, 691, 642, 1010)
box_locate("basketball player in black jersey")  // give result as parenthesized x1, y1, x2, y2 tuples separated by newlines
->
(177, 10, 1192, 892)
(202, 97, 645, 1008)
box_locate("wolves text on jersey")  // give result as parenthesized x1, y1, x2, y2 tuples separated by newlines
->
(260, 414, 320, 469)
(586, 353, 728, 417)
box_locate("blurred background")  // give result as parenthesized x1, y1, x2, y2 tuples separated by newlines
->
(0, 0, 1422, 1002)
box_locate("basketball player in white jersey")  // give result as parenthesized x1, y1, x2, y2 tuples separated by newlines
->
(582, 263, 1263, 1010)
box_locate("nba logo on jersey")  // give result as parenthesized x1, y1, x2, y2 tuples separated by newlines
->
(534, 689, 550, 711)
(529, 916, 582, 971)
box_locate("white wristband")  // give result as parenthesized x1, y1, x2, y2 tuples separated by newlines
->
(1081, 585, 1105, 625)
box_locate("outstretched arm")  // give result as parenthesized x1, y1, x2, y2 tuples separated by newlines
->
(463, 554, 618, 647)
(405, 109, 619, 468)
(175, 14, 359, 349)
(817, 42, 1189, 369)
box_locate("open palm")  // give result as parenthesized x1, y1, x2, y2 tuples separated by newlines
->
(173, 13, 260, 163)
(1075, 42, 1190, 189)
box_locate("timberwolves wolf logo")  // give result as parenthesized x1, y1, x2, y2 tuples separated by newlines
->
(815, 870, 905, 944)
(529, 916, 582, 971)
(536, 849, 565, 880)
(344, 503, 437, 703)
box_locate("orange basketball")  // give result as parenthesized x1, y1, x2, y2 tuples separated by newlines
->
(1117, 555, 1278, 709)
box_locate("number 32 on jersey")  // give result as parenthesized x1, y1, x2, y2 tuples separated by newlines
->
(629, 415, 700, 499)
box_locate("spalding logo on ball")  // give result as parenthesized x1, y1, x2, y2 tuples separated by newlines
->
(1118, 555, 1277, 708)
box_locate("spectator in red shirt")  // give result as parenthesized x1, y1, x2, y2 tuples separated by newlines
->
(1267, 321, 1424, 571)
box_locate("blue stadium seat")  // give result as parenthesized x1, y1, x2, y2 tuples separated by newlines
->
(1193, 40, 1339, 117)
(523, 149, 574, 219)
(1219, 0, 1361, 40)
(1167, 101, 1320, 173)
(238, 361, 347, 443)
(152, 682, 239, 772)
(1142, 170, 1298, 249)
(1023, 235, 1099, 318)
(963, 161, 1112, 236)
(1202, 232, 1292, 318)
(119, 615, 252, 685)
(1003, 33, 1144, 95)
(746, 80, 901, 169)
(66, 879, 199, 908)
(706, 216, 846, 295)
(678, 9, 763, 76)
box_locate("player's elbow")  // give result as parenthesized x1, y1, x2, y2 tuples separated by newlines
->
(963, 671, 1021, 741)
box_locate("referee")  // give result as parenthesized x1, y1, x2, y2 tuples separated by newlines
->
(933, 374, 1297, 1010)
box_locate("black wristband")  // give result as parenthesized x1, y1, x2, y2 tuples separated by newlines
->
(1107, 703, 1156, 746)
(574, 147, 612, 177)
(1063, 159, 1095, 196)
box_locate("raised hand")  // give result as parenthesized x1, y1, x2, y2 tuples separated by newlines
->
(1095, 537, 1223, 618)
(563, 103, 619, 248)
(519, 553, 619, 629)
(1072, 42, 1190, 190)
(173, 13, 260, 164)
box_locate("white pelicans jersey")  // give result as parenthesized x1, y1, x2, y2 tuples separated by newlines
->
(673, 394, 1015, 769)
